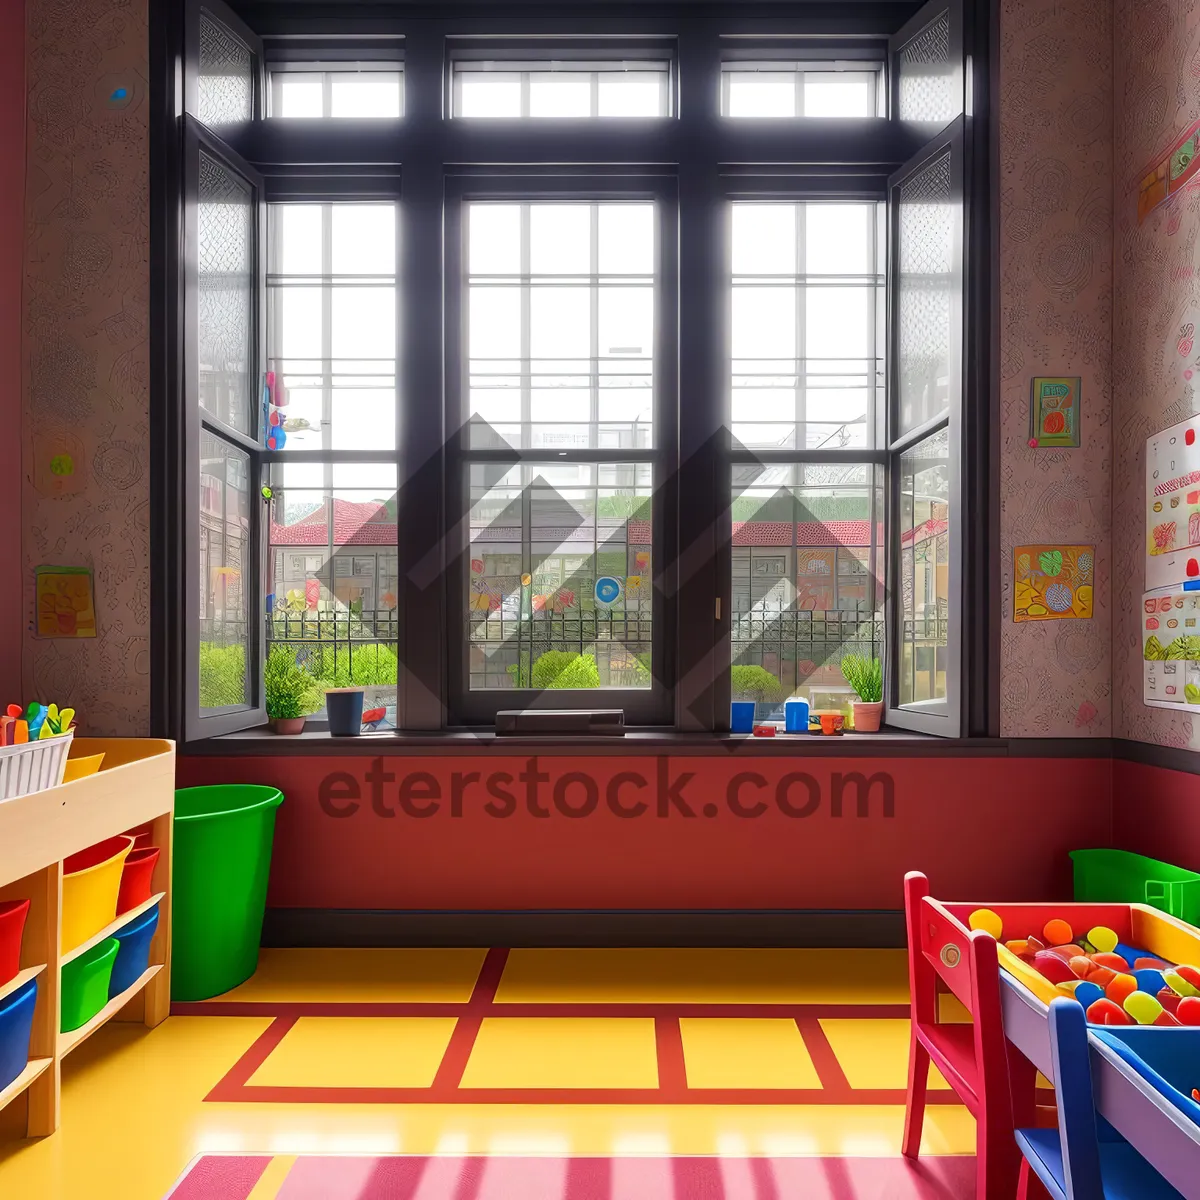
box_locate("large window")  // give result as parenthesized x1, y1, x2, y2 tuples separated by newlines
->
(169, 0, 978, 739)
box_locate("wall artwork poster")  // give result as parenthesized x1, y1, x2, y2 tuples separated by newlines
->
(1013, 545, 1094, 621)
(34, 566, 96, 639)
(1142, 586, 1200, 709)
(1028, 377, 1081, 448)
(1145, 415, 1200, 592)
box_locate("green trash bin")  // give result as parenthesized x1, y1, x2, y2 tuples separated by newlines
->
(1071, 848, 1200, 927)
(171, 785, 284, 1002)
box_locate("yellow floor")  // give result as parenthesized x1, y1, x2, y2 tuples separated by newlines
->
(0, 948, 976, 1200)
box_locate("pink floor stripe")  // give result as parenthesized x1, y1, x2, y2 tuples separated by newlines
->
(252, 1154, 978, 1200)
(165, 1155, 272, 1200)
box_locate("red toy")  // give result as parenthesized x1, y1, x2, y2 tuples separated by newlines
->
(903, 873, 1033, 1200)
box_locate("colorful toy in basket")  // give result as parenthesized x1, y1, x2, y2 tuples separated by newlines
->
(0, 702, 74, 745)
(969, 907, 1200, 1026)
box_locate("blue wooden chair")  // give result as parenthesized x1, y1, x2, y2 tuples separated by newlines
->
(1014, 998, 1184, 1199)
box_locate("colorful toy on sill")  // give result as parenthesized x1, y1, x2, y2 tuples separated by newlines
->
(1, 702, 74, 746)
(264, 369, 289, 451)
(361, 706, 387, 731)
(967, 909, 1200, 1026)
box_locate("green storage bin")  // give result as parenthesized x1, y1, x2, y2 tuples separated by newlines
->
(171, 785, 284, 1002)
(61, 936, 120, 1033)
(1071, 848, 1200, 926)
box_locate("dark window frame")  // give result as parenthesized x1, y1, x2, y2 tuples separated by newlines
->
(155, 0, 992, 745)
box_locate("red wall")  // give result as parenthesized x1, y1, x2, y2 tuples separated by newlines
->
(1113, 759, 1200, 873)
(0, 0, 23, 699)
(178, 754, 1114, 910)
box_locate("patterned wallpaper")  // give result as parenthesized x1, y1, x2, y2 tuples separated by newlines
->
(1113, 0, 1200, 747)
(998, 0, 1114, 736)
(20, 0, 151, 735)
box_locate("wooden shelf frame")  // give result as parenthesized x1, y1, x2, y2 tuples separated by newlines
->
(0, 738, 175, 1139)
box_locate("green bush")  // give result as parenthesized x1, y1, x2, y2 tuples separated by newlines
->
(302, 642, 399, 689)
(506, 651, 601, 690)
(731, 664, 784, 702)
(265, 646, 321, 720)
(199, 643, 246, 709)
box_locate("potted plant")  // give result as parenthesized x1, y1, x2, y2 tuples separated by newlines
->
(840, 654, 884, 732)
(265, 647, 319, 734)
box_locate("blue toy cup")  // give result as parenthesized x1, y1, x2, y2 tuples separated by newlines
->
(326, 687, 365, 736)
(731, 701, 755, 733)
(784, 698, 810, 733)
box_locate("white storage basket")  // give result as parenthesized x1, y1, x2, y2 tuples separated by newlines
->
(0, 730, 74, 800)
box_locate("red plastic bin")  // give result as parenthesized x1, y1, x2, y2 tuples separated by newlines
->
(116, 846, 160, 915)
(0, 899, 30, 986)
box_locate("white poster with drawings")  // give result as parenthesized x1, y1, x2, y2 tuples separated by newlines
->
(1143, 586, 1200, 709)
(1146, 415, 1200, 591)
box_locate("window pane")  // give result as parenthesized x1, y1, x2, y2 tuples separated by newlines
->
(454, 62, 670, 118)
(897, 148, 957, 434)
(197, 152, 253, 434)
(467, 462, 653, 692)
(466, 202, 656, 451)
(271, 68, 403, 119)
(722, 65, 882, 119)
(731, 201, 882, 452)
(198, 10, 253, 124)
(267, 464, 400, 726)
(199, 433, 251, 710)
(730, 465, 882, 721)
(898, 427, 950, 706)
(268, 202, 399, 452)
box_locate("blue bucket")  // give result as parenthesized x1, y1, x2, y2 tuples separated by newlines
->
(109, 904, 159, 998)
(0, 977, 37, 1091)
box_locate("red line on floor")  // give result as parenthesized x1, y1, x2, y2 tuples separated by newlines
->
(205, 1016, 298, 1104)
(795, 1015, 855, 1100)
(654, 1014, 689, 1093)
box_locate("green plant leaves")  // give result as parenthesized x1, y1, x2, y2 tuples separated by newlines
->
(840, 654, 883, 703)
(1038, 550, 1063, 577)
(1186, 683, 1200, 705)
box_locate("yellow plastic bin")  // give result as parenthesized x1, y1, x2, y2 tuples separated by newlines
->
(61, 835, 134, 953)
(62, 752, 105, 783)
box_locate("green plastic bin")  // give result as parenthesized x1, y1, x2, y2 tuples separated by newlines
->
(61, 937, 119, 1032)
(171, 785, 284, 1002)
(1071, 848, 1200, 927)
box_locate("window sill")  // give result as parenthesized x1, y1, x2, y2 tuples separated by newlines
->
(182, 728, 1104, 757)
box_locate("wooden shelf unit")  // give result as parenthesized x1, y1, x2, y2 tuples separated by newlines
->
(0, 738, 174, 1139)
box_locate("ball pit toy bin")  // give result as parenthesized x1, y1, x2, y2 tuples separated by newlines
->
(61, 835, 134, 953)
(60, 937, 119, 1033)
(0, 899, 30, 987)
(108, 904, 159, 998)
(171, 785, 284, 1002)
(116, 846, 160, 915)
(1071, 848, 1200, 927)
(0, 978, 37, 1092)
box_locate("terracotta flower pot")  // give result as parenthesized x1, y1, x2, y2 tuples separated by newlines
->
(851, 701, 884, 732)
(272, 716, 306, 735)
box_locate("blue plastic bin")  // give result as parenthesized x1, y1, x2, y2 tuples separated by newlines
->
(108, 903, 159, 998)
(1093, 1026, 1200, 1128)
(0, 977, 37, 1091)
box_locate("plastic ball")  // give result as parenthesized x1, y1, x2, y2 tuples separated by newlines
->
(1086, 997, 1132, 1026)
(1074, 981, 1104, 1009)
(1068, 955, 1094, 979)
(1087, 966, 1117, 990)
(969, 909, 1004, 940)
(1092, 952, 1130, 973)
(1124, 991, 1163, 1025)
(1033, 951, 1077, 985)
(1105, 973, 1138, 1005)
(1134, 968, 1166, 995)
(1158, 986, 1183, 1015)
(1169, 966, 1200, 996)
(1178, 996, 1200, 1026)
(1043, 919, 1074, 946)
(1086, 926, 1119, 955)
(1134, 957, 1171, 972)
(1154, 1010, 1182, 1026)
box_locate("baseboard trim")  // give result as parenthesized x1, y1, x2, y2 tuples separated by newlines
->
(1113, 737, 1200, 775)
(260, 908, 906, 948)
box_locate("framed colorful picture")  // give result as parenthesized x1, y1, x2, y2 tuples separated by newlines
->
(1029, 377, 1081, 448)
(1013, 546, 1094, 622)
(34, 566, 97, 638)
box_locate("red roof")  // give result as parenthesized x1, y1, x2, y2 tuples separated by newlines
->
(270, 499, 396, 547)
(732, 520, 877, 548)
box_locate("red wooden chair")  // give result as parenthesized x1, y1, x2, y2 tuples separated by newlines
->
(903, 871, 1039, 1200)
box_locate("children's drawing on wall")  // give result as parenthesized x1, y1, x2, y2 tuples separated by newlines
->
(1013, 545, 1094, 621)
(1027, 377, 1081, 448)
(34, 566, 96, 639)
(1142, 587, 1200, 709)
(1145, 416, 1200, 591)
